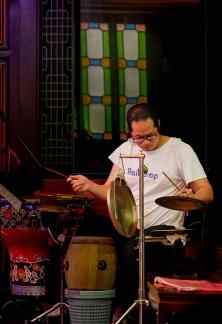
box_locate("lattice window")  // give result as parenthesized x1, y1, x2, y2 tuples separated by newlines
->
(40, 0, 73, 167)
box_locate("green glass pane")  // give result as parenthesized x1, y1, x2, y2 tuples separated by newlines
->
(105, 105, 112, 131)
(138, 32, 147, 59)
(81, 30, 87, 56)
(118, 70, 125, 95)
(119, 105, 125, 131)
(82, 105, 89, 130)
(104, 69, 111, 94)
(117, 31, 124, 57)
(140, 70, 148, 96)
(103, 31, 110, 57)
(82, 68, 88, 94)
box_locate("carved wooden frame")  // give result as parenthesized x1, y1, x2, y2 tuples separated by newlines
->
(0, 0, 7, 48)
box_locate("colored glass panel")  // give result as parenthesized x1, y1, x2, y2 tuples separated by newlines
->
(82, 104, 89, 129)
(140, 70, 148, 95)
(138, 32, 147, 58)
(118, 69, 125, 96)
(81, 22, 112, 139)
(119, 105, 125, 131)
(105, 105, 112, 131)
(117, 31, 124, 57)
(81, 67, 88, 94)
(116, 23, 148, 134)
(104, 69, 111, 94)
(81, 30, 87, 56)
(103, 31, 110, 57)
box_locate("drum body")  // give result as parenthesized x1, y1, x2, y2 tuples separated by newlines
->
(65, 236, 117, 290)
(1, 228, 49, 296)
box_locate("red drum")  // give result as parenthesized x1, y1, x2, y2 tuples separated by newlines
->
(1, 228, 49, 296)
(0, 197, 41, 229)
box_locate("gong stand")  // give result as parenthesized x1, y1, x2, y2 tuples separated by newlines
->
(115, 153, 149, 324)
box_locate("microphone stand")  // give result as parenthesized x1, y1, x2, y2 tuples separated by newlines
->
(115, 153, 149, 324)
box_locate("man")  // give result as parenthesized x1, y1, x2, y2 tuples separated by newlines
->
(67, 103, 213, 321)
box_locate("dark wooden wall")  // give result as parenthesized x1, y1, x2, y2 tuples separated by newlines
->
(0, 0, 205, 180)
(1, 0, 221, 246)
(0, 0, 40, 194)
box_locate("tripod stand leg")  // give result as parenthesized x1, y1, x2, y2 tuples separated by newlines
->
(24, 302, 69, 323)
(115, 299, 149, 324)
(115, 301, 137, 324)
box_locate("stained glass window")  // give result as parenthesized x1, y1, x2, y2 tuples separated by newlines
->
(117, 23, 148, 140)
(81, 22, 112, 140)
(80, 21, 148, 140)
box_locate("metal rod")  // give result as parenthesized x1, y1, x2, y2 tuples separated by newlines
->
(115, 153, 149, 324)
(138, 154, 145, 323)
(120, 153, 145, 159)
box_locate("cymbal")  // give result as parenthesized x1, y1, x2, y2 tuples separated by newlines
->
(155, 196, 208, 211)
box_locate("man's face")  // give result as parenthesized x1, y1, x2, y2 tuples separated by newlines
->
(131, 118, 159, 151)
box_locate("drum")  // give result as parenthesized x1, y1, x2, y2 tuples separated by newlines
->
(65, 236, 117, 290)
(0, 197, 41, 229)
(1, 228, 49, 296)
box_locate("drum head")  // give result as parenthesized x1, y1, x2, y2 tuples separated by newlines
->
(107, 177, 138, 238)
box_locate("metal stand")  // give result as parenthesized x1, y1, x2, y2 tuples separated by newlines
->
(115, 153, 149, 324)
(25, 229, 69, 324)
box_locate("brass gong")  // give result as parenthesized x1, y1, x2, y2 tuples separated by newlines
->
(107, 177, 138, 238)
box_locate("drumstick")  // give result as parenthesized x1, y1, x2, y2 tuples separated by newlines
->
(162, 172, 181, 191)
(44, 166, 67, 179)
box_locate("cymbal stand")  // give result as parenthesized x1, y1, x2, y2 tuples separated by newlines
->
(115, 153, 149, 324)
(25, 227, 69, 324)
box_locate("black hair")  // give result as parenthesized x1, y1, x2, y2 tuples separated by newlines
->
(127, 102, 159, 131)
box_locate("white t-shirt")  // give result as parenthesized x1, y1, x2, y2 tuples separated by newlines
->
(108, 137, 207, 229)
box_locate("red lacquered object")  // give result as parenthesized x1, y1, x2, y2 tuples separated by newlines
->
(1, 227, 49, 296)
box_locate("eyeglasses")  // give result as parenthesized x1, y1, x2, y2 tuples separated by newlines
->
(132, 132, 157, 143)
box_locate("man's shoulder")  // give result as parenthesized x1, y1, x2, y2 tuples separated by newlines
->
(116, 139, 133, 150)
(171, 137, 194, 155)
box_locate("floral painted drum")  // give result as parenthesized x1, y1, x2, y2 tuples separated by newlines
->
(0, 198, 41, 229)
(0, 198, 50, 296)
(1, 227, 49, 296)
